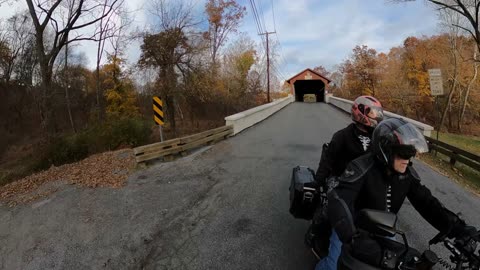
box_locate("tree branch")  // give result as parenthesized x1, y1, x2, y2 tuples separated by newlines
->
(427, 0, 466, 16)
(453, 23, 476, 38)
(25, 0, 41, 31)
(70, 0, 119, 31)
(39, 0, 63, 30)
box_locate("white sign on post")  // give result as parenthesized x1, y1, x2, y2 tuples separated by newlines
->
(428, 69, 444, 96)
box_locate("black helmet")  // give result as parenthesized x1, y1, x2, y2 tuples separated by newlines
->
(372, 118, 429, 166)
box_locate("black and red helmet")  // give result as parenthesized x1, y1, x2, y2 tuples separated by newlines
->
(351, 96, 384, 129)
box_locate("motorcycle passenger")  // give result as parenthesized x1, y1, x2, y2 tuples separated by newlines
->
(315, 117, 478, 270)
(306, 96, 384, 258)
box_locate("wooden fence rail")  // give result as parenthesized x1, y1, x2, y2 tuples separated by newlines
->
(133, 125, 233, 164)
(425, 136, 480, 172)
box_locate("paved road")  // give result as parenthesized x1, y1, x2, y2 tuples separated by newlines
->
(1, 102, 479, 270)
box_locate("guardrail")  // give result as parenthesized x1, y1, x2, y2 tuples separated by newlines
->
(327, 96, 434, 137)
(133, 125, 233, 164)
(426, 136, 480, 172)
(225, 95, 294, 135)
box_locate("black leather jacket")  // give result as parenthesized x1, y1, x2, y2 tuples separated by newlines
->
(315, 123, 371, 185)
(327, 153, 463, 243)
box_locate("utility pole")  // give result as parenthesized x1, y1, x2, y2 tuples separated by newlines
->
(259, 31, 275, 103)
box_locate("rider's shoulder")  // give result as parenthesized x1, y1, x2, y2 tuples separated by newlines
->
(406, 165, 421, 181)
(339, 153, 375, 183)
(336, 123, 355, 136)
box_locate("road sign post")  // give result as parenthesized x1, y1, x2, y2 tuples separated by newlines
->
(428, 69, 444, 143)
(153, 96, 165, 142)
(428, 69, 444, 96)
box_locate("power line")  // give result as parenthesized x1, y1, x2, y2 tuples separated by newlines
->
(256, 0, 268, 34)
(271, 64, 286, 83)
(272, 60, 288, 80)
(270, 38, 289, 78)
(268, 0, 289, 80)
(259, 30, 275, 102)
(249, 0, 264, 35)
(249, 0, 290, 97)
(271, 0, 276, 32)
(273, 35, 289, 77)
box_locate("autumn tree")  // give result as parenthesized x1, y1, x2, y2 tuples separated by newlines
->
(139, 0, 198, 135)
(313, 65, 330, 77)
(103, 55, 139, 118)
(458, 39, 479, 131)
(396, 0, 480, 61)
(94, 0, 126, 121)
(205, 0, 246, 67)
(340, 45, 379, 98)
(223, 36, 255, 90)
(25, 0, 120, 136)
(438, 9, 480, 131)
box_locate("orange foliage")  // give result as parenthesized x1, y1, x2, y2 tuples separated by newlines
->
(337, 34, 480, 134)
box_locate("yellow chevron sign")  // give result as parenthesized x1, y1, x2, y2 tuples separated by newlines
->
(153, 96, 164, 126)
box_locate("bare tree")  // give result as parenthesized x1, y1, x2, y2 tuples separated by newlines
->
(139, 0, 198, 135)
(396, 0, 480, 60)
(0, 13, 33, 84)
(25, 0, 120, 135)
(437, 8, 480, 131)
(437, 8, 462, 132)
(205, 0, 246, 67)
(459, 43, 478, 130)
(94, 0, 125, 121)
(60, 1, 77, 133)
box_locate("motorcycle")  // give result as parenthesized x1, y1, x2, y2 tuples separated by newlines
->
(337, 209, 480, 270)
(289, 164, 480, 269)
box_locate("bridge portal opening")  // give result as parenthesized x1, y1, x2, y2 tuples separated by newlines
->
(294, 80, 325, 102)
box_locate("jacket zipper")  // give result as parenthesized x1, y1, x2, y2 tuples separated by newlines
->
(386, 184, 392, 212)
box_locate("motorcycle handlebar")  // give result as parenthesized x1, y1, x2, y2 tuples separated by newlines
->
(443, 232, 480, 269)
(430, 230, 480, 268)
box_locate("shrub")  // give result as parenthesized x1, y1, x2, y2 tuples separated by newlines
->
(101, 117, 152, 150)
(46, 132, 90, 166)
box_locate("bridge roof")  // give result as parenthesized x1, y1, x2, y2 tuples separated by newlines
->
(286, 68, 332, 84)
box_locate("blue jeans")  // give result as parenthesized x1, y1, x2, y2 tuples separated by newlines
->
(315, 231, 342, 270)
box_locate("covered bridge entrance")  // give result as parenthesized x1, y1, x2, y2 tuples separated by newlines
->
(286, 68, 331, 102)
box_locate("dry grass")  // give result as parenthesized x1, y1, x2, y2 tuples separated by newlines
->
(421, 131, 480, 194)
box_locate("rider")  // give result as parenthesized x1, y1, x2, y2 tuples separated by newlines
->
(316, 117, 478, 270)
(306, 96, 384, 258)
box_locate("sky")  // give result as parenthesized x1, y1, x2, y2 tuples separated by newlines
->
(0, 0, 442, 82)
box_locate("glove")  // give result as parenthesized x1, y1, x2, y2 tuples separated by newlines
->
(449, 217, 476, 238)
(454, 225, 479, 255)
(455, 225, 478, 241)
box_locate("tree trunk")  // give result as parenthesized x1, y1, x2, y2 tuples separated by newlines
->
(39, 57, 52, 136)
(440, 79, 457, 133)
(447, 102, 453, 130)
(96, 39, 103, 121)
(459, 50, 479, 132)
(65, 41, 76, 133)
(166, 95, 176, 136)
(439, 37, 459, 133)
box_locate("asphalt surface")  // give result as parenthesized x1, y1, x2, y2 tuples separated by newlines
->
(1, 102, 479, 270)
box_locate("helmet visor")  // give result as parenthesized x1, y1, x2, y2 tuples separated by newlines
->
(391, 145, 417, 159)
(365, 106, 384, 127)
(392, 122, 429, 154)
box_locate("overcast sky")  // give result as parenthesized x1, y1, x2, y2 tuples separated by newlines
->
(0, 0, 442, 81)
